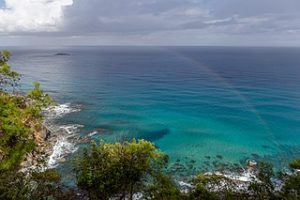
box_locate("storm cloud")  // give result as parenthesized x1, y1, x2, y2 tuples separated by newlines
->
(0, 0, 300, 46)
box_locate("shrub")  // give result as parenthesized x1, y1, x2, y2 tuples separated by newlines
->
(289, 160, 300, 170)
(143, 173, 182, 200)
(75, 139, 167, 200)
(281, 173, 300, 200)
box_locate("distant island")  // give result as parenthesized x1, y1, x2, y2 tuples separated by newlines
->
(54, 52, 71, 56)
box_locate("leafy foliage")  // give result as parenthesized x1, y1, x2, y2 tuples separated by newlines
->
(289, 160, 300, 170)
(0, 92, 35, 170)
(281, 173, 300, 200)
(143, 173, 182, 200)
(75, 139, 168, 200)
(0, 50, 20, 92)
(0, 51, 53, 171)
(28, 81, 53, 108)
(0, 169, 78, 200)
(190, 173, 240, 200)
(248, 162, 275, 200)
(0, 50, 72, 200)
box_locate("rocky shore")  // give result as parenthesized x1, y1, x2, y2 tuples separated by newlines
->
(20, 125, 55, 171)
(20, 103, 85, 171)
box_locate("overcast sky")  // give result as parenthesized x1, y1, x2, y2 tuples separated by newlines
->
(0, 0, 300, 46)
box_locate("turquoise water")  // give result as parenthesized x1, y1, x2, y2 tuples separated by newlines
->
(9, 46, 300, 176)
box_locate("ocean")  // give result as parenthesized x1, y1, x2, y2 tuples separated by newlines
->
(8, 46, 300, 182)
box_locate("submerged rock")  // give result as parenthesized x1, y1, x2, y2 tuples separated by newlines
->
(141, 128, 170, 142)
(205, 156, 211, 160)
(216, 155, 223, 160)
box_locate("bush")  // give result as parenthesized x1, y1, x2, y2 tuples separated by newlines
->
(281, 173, 300, 200)
(289, 160, 300, 170)
(247, 162, 276, 200)
(0, 94, 35, 171)
(0, 50, 20, 92)
(75, 139, 168, 200)
(190, 173, 238, 200)
(0, 170, 77, 200)
(143, 173, 182, 200)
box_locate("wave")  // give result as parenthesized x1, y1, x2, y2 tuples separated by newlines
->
(88, 130, 98, 137)
(44, 103, 83, 169)
(43, 103, 81, 120)
(47, 124, 83, 168)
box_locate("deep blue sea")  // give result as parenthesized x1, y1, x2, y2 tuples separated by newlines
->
(8, 46, 300, 179)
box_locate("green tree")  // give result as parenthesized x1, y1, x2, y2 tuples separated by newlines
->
(189, 173, 239, 200)
(75, 139, 168, 200)
(0, 50, 63, 199)
(248, 162, 275, 200)
(0, 169, 77, 200)
(0, 94, 35, 171)
(27, 81, 53, 108)
(0, 50, 20, 92)
(280, 159, 300, 200)
(289, 160, 300, 170)
(281, 173, 300, 200)
(143, 173, 182, 200)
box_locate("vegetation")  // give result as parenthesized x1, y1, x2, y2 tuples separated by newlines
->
(289, 159, 300, 170)
(247, 162, 275, 199)
(143, 173, 182, 200)
(1, 50, 300, 200)
(0, 50, 52, 171)
(0, 50, 20, 92)
(75, 139, 168, 199)
(190, 173, 238, 200)
(282, 173, 300, 199)
(0, 50, 67, 199)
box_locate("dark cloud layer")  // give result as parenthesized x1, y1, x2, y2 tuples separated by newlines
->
(1, 0, 300, 46)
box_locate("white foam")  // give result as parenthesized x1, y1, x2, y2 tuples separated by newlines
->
(222, 171, 257, 182)
(88, 131, 98, 137)
(58, 124, 84, 135)
(43, 103, 81, 119)
(204, 169, 257, 183)
(47, 137, 78, 168)
(47, 124, 83, 168)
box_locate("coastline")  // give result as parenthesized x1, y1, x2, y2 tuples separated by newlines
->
(17, 102, 296, 195)
(20, 103, 83, 172)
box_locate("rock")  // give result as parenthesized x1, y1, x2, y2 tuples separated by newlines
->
(205, 156, 211, 160)
(58, 158, 66, 163)
(178, 181, 194, 193)
(96, 127, 110, 133)
(45, 128, 51, 140)
(20, 124, 53, 172)
(247, 160, 257, 168)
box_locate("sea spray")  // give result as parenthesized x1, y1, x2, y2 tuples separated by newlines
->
(47, 124, 83, 168)
(43, 103, 83, 168)
(43, 103, 81, 119)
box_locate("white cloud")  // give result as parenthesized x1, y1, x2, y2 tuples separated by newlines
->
(0, 0, 73, 32)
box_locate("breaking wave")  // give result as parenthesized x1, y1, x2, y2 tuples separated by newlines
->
(44, 103, 83, 168)
(43, 103, 81, 120)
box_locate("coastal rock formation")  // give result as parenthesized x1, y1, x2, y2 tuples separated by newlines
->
(20, 125, 53, 171)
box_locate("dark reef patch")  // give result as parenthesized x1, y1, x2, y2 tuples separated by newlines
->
(140, 128, 170, 142)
